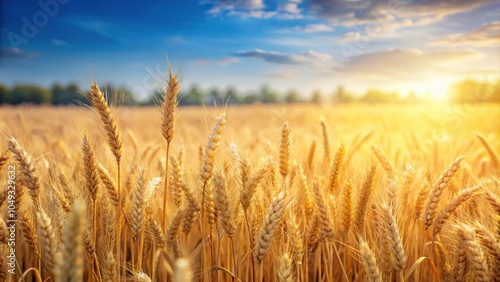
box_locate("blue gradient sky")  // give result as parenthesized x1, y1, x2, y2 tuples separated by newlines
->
(1, 0, 499, 99)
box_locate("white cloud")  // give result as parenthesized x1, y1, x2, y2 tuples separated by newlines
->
(203, 0, 303, 19)
(196, 57, 240, 66)
(235, 49, 335, 74)
(295, 24, 333, 32)
(430, 21, 500, 47)
(337, 48, 481, 81)
(51, 38, 69, 46)
(340, 31, 362, 42)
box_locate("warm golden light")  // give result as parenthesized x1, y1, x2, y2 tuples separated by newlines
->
(428, 79, 451, 102)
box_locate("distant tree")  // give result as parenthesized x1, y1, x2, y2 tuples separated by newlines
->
(310, 90, 323, 104)
(141, 90, 163, 106)
(10, 85, 52, 104)
(242, 93, 260, 104)
(208, 87, 223, 105)
(259, 85, 279, 103)
(448, 79, 498, 103)
(0, 84, 9, 104)
(52, 83, 84, 105)
(224, 87, 240, 104)
(333, 86, 354, 103)
(361, 89, 401, 103)
(100, 83, 137, 106)
(284, 90, 301, 103)
(180, 84, 205, 106)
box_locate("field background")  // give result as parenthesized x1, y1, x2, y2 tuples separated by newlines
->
(0, 103, 499, 281)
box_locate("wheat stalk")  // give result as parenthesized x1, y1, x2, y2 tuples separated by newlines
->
(89, 81, 123, 280)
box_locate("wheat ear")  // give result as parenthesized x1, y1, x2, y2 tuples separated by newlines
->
(89, 82, 122, 163)
(341, 181, 353, 237)
(354, 164, 376, 232)
(279, 122, 291, 178)
(254, 192, 287, 263)
(97, 164, 119, 206)
(82, 135, 99, 201)
(476, 134, 499, 169)
(0, 150, 8, 172)
(306, 140, 316, 169)
(423, 156, 463, 229)
(457, 224, 490, 282)
(0, 219, 8, 245)
(483, 190, 500, 215)
(329, 143, 346, 194)
(287, 212, 303, 265)
(371, 145, 396, 180)
(213, 174, 236, 237)
(313, 182, 334, 242)
(7, 137, 40, 206)
(130, 169, 144, 236)
(37, 210, 59, 278)
(56, 200, 85, 282)
(319, 120, 331, 165)
(277, 253, 294, 282)
(101, 251, 116, 281)
(359, 239, 383, 282)
(380, 203, 406, 271)
(433, 186, 481, 236)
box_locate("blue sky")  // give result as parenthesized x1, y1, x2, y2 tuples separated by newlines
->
(1, 0, 499, 100)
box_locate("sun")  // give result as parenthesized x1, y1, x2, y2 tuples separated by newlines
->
(427, 79, 450, 102)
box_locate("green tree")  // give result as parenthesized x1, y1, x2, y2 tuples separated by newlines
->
(333, 86, 354, 103)
(224, 87, 240, 104)
(52, 83, 84, 105)
(259, 85, 279, 103)
(180, 84, 205, 106)
(10, 85, 52, 104)
(0, 84, 9, 104)
(310, 90, 323, 104)
(284, 90, 301, 103)
(100, 83, 137, 106)
(208, 87, 223, 105)
(242, 93, 260, 104)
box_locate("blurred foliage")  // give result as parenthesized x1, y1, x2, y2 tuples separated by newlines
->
(1, 78, 499, 106)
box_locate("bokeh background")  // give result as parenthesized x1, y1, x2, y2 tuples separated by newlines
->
(1, 0, 499, 105)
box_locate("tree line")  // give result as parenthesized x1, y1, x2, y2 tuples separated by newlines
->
(1, 79, 499, 106)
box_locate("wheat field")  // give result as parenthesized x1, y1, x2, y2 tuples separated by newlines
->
(0, 78, 499, 282)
